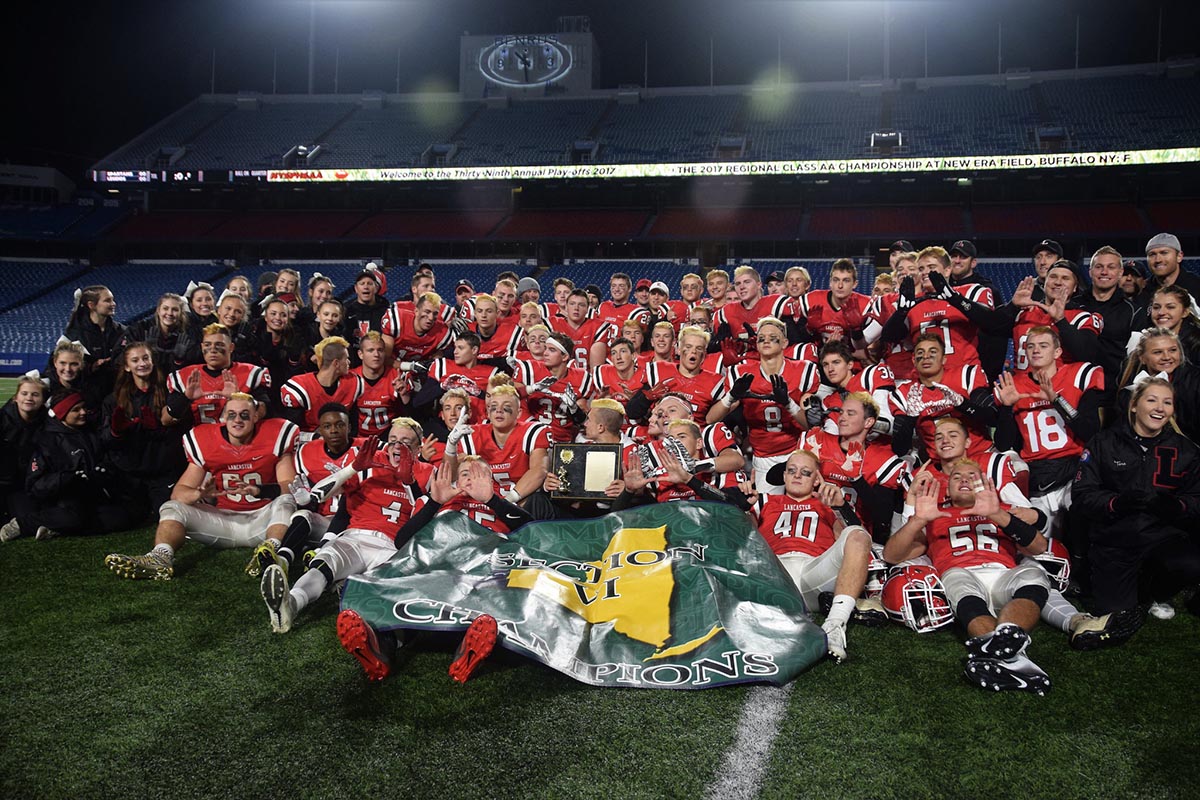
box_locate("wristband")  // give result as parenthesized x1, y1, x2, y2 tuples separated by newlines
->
(721, 394, 735, 409)
(1052, 394, 1078, 420)
(1001, 513, 1038, 548)
(502, 488, 521, 503)
(786, 399, 802, 417)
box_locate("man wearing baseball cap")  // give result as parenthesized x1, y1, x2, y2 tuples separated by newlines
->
(1137, 232, 1199, 310)
(888, 240, 915, 272)
(948, 240, 1005, 379)
(1031, 239, 1064, 302)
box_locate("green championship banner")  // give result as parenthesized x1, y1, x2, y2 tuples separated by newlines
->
(341, 502, 827, 689)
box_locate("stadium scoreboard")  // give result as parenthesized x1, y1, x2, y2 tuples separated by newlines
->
(459, 32, 597, 95)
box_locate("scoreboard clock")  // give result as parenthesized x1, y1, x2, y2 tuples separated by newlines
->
(478, 36, 573, 87)
(461, 32, 596, 95)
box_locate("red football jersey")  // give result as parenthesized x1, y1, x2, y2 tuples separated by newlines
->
(754, 493, 839, 558)
(352, 366, 401, 436)
(550, 316, 615, 368)
(725, 360, 820, 457)
(900, 285, 995, 372)
(279, 372, 365, 431)
(181, 417, 298, 512)
(596, 300, 650, 330)
(168, 362, 271, 425)
(784, 342, 820, 364)
(866, 292, 916, 381)
(459, 419, 551, 493)
(928, 450, 1022, 503)
(643, 362, 726, 423)
(713, 294, 796, 359)
(388, 299, 456, 324)
(798, 429, 909, 529)
(821, 363, 896, 432)
(925, 503, 1019, 572)
(798, 290, 872, 344)
(380, 307, 454, 361)
(343, 464, 416, 537)
(995, 362, 1103, 462)
(473, 318, 523, 360)
(889, 366, 993, 459)
(296, 439, 360, 516)
(1011, 306, 1103, 370)
(516, 361, 594, 443)
(592, 362, 646, 405)
(429, 358, 499, 421)
(433, 494, 520, 535)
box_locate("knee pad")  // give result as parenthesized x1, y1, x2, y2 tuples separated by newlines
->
(955, 595, 991, 627)
(157, 500, 187, 525)
(1014, 584, 1049, 609)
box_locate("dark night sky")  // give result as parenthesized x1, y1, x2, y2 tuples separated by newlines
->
(4, 0, 1197, 179)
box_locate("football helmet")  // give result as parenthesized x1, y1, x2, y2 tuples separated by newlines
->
(1032, 538, 1071, 593)
(865, 543, 889, 598)
(881, 564, 954, 633)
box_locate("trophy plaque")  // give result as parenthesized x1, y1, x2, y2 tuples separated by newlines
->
(550, 443, 623, 500)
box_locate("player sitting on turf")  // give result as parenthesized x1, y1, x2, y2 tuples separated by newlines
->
(885, 462, 1053, 695)
(751, 448, 875, 664)
(260, 422, 421, 634)
(615, 418, 743, 509)
(334, 458, 532, 682)
(105, 393, 298, 581)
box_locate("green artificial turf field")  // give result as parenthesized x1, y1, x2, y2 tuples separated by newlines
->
(2, 527, 1198, 800)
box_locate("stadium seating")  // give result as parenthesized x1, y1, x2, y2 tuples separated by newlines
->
(346, 210, 506, 241)
(96, 101, 235, 169)
(453, 99, 609, 166)
(109, 210, 233, 241)
(204, 211, 369, 241)
(972, 202, 1145, 237)
(1040, 75, 1200, 151)
(0, 259, 90, 313)
(549, 260, 700, 294)
(806, 207, 964, 239)
(495, 210, 649, 240)
(318, 102, 471, 168)
(0, 206, 93, 240)
(648, 207, 804, 240)
(595, 95, 742, 164)
(891, 85, 1037, 156)
(743, 89, 880, 160)
(402, 260, 530, 295)
(174, 103, 354, 169)
(1145, 200, 1200, 234)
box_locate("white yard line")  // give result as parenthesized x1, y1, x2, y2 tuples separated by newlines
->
(703, 683, 794, 800)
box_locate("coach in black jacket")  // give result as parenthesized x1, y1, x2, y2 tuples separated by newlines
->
(1074, 376, 1200, 624)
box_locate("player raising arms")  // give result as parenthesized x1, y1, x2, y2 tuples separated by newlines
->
(885, 462, 1053, 695)
(752, 449, 875, 663)
(105, 393, 298, 581)
(448, 383, 549, 507)
(708, 317, 819, 494)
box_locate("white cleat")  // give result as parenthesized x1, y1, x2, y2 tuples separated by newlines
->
(1148, 602, 1176, 621)
(261, 564, 295, 634)
(822, 620, 848, 664)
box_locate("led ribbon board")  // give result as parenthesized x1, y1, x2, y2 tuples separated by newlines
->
(263, 147, 1200, 184)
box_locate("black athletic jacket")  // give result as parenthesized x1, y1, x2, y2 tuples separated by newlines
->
(1073, 422, 1200, 548)
(0, 401, 45, 493)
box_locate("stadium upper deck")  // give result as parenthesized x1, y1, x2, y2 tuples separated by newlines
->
(93, 64, 1199, 176)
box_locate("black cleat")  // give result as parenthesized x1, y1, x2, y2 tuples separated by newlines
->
(965, 623, 1030, 661)
(964, 655, 1051, 696)
(1070, 608, 1143, 651)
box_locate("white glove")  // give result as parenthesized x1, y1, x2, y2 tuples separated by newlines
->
(445, 409, 472, 451)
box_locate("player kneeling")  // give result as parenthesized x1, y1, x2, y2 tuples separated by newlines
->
(885, 461, 1053, 695)
(105, 393, 298, 580)
(752, 449, 875, 664)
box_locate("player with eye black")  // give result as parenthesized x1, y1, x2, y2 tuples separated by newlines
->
(105, 393, 298, 581)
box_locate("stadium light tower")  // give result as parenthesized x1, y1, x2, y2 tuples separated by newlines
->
(308, 0, 316, 94)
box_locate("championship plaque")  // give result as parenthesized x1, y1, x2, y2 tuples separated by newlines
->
(550, 443, 623, 500)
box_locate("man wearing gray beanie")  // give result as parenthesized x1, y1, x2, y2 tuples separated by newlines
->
(1138, 232, 1198, 310)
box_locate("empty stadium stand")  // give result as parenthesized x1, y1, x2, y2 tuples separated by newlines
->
(495, 209, 649, 240)
(648, 207, 804, 240)
(345, 210, 507, 241)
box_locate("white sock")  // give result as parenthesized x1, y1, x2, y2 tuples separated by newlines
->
(290, 570, 328, 614)
(826, 594, 855, 628)
(1041, 589, 1080, 633)
(152, 543, 174, 560)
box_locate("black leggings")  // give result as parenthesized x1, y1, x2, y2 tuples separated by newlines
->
(16, 496, 147, 538)
(1090, 534, 1200, 614)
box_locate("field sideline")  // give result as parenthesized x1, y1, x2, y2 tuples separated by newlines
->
(2, 526, 1198, 800)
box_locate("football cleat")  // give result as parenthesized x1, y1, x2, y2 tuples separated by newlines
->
(963, 654, 1051, 696)
(1148, 602, 1176, 620)
(337, 609, 396, 682)
(821, 620, 848, 664)
(34, 526, 60, 541)
(852, 597, 888, 628)
(246, 540, 283, 578)
(105, 550, 173, 581)
(0, 519, 22, 542)
(260, 564, 294, 634)
(448, 614, 499, 684)
(965, 623, 1030, 661)
(1070, 609, 1143, 651)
